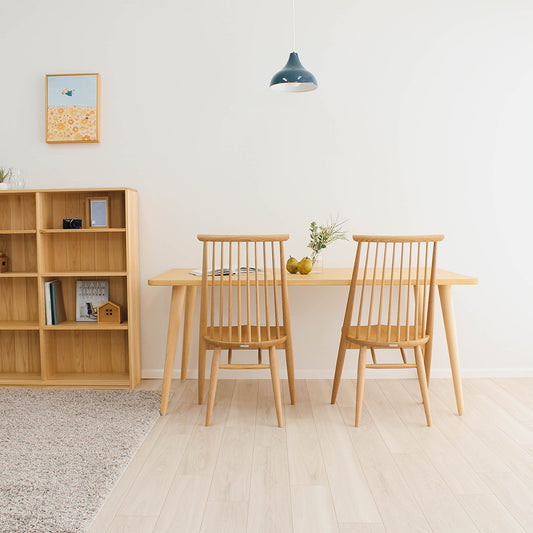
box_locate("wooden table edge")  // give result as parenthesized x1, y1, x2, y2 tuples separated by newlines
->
(148, 268, 478, 287)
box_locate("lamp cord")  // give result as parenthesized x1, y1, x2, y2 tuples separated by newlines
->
(292, 0, 296, 51)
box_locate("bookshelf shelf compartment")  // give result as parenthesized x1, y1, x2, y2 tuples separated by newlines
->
(40, 190, 126, 229)
(0, 273, 38, 278)
(0, 373, 42, 384)
(0, 188, 140, 389)
(0, 193, 36, 231)
(41, 232, 126, 273)
(0, 277, 39, 322)
(45, 373, 130, 388)
(0, 230, 37, 235)
(0, 321, 40, 330)
(44, 330, 129, 378)
(0, 330, 41, 378)
(42, 272, 128, 278)
(43, 320, 128, 330)
(40, 228, 126, 234)
(43, 276, 128, 323)
(0, 233, 38, 273)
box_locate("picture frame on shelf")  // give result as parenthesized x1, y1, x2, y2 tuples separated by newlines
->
(86, 197, 109, 228)
(76, 280, 109, 321)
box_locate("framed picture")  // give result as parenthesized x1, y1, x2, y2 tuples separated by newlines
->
(86, 197, 109, 228)
(46, 73, 100, 143)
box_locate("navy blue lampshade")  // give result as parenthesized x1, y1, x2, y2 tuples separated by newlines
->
(270, 52, 317, 92)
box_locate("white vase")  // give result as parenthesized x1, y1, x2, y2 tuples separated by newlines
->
(0, 183, 10, 190)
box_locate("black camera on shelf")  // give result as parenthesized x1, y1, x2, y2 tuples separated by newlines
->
(63, 218, 82, 229)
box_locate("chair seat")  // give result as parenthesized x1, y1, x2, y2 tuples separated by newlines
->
(203, 325, 287, 349)
(345, 324, 429, 348)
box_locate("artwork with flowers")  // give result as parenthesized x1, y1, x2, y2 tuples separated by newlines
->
(46, 73, 100, 143)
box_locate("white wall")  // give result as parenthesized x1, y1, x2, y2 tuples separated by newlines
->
(1, 0, 532, 378)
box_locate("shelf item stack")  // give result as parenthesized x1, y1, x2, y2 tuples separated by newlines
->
(0, 188, 140, 389)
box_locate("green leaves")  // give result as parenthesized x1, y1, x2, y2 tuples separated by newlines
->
(308, 216, 348, 253)
(0, 168, 11, 184)
(0, 167, 13, 183)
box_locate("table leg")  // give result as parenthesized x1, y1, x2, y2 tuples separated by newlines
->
(438, 284, 465, 415)
(181, 286, 198, 380)
(160, 286, 186, 415)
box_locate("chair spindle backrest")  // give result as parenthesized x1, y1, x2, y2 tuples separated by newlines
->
(344, 235, 444, 342)
(198, 235, 290, 343)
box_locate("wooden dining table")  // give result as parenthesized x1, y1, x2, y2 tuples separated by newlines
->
(148, 268, 478, 415)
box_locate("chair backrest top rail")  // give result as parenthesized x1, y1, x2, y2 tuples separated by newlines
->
(353, 234, 444, 243)
(198, 234, 289, 242)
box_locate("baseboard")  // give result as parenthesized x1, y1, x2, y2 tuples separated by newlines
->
(142, 367, 533, 380)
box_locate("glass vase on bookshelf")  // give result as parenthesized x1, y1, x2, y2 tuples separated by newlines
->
(8, 169, 25, 189)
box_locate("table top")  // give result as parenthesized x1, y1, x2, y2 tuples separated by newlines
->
(148, 268, 478, 287)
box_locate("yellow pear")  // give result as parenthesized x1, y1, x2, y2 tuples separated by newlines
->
(298, 257, 313, 275)
(286, 256, 299, 274)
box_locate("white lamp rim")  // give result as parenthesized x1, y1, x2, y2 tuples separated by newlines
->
(270, 81, 317, 93)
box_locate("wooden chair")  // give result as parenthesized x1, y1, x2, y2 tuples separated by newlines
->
(197, 234, 292, 427)
(331, 235, 444, 426)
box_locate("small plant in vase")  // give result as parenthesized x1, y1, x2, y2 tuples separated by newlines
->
(307, 217, 348, 273)
(285, 217, 349, 275)
(0, 168, 12, 190)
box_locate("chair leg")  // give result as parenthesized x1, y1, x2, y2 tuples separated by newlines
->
(206, 349, 221, 427)
(355, 346, 367, 427)
(331, 337, 348, 404)
(269, 346, 283, 428)
(414, 345, 432, 426)
(198, 338, 207, 405)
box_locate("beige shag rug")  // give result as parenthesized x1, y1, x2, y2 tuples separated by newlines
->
(0, 389, 160, 532)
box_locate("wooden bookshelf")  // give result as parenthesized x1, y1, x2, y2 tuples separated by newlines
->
(0, 188, 140, 389)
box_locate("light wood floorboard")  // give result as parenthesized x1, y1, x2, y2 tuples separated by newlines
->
(337, 380, 431, 533)
(117, 381, 202, 517)
(291, 485, 339, 533)
(200, 501, 248, 533)
(207, 380, 258, 503)
(307, 379, 382, 524)
(283, 380, 329, 486)
(90, 378, 533, 533)
(459, 494, 526, 533)
(153, 380, 235, 533)
(381, 380, 490, 495)
(107, 515, 158, 533)
(338, 524, 386, 533)
(247, 380, 293, 533)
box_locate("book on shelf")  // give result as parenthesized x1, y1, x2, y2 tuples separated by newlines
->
(44, 280, 66, 325)
(76, 280, 109, 321)
(44, 281, 52, 325)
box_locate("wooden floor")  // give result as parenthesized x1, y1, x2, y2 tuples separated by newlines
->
(89, 378, 533, 533)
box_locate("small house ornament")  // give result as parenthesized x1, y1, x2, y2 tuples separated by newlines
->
(97, 301, 121, 324)
(0, 253, 8, 273)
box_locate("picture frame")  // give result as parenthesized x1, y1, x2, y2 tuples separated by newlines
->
(86, 197, 109, 228)
(46, 73, 100, 143)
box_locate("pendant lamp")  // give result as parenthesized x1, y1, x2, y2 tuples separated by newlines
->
(270, 0, 317, 92)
